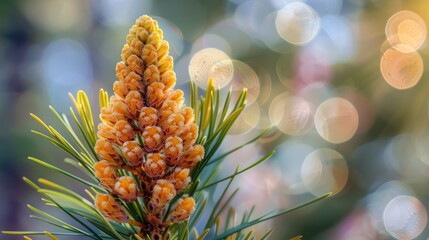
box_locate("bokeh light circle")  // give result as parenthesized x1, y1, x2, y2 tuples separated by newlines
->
(366, 181, 416, 235)
(229, 60, 260, 105)
(314, 98, 359, 144)
(189, 48, 234, 89)
(386, 11, 427, 52)
(383, 195, 427, 239)
(301, 148, 348, 196)
(275, 2, 320, 45)
(261, 11, 293, 54)
(269, 94, 313, 136)
(380, 48, 423, 90)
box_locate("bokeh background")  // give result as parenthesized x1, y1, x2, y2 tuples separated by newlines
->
(1, 0, 429, 239)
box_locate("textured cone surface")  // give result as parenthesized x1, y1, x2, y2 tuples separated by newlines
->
(95, 194, 129, 223)
(93, 15, 201, 234)
(170, 195, 195, 223)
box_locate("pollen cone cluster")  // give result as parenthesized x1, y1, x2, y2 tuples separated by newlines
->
(94, 15, 201, 236)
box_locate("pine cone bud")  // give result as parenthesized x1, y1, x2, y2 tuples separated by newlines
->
(159, 100, 180, 123)
(178, 123, 198, 150)
(125, 72, 144, 92)
(169, 195, 195, 223)
(158, 56, 173, 74)
(143, 153, 167, 178)
(125, 90, 144, 118)
(122, 141, 143, 167)
(165, 89, 184, 107)
(95, 139, 121, 166)
(121, 45, 132, 62)
(95, 194, 128, 223)
(160, 113, 185, 136)
(94, 160, 118, 191)
(110, 96, 132, 119)
(94, 15, 205, 232)
(97, 123, 116, 141)
(164, 136, 183, 166)
(114, 176, 137, 202)
(142, 126, 163, 152)
(142, 44, 158, 66)
(178, 144, 204, 169)
(157, 41, 169, 59)
(100, 107, 126, 126)
(143, 65, 160, 85)
(168, 168, 190, 191)
(113, 80, 129, 99)
(181, 107, 194, 126)
(149, 180, 176, 209)
(114, 120, 135, 144)
(129, 37, 143, 56)
(161, 70, 176, 91)
(138, 107, 158, 128)
(147, 31, 162, 48)
(136, 15, 159, 33)
(116, 62, 130, 81)
(132, 26, 149, 43)
(146, 82, 165, 108)
(126, 54, 144, 75)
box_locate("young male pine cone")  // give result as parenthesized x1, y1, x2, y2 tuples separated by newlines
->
(93, 15, 204, 236)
